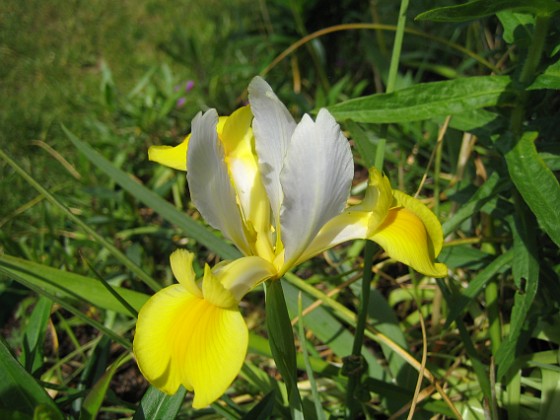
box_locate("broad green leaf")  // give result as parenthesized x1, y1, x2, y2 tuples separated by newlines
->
(497, 10, 534, 44)
(132, 386, 186, 420)
(264, 281, 303, 418)
(80, 354, 129, 420)
(500, 131, 560, 247)
(0, 338, 63, 419)
(63, 126, 241, 260)
(328, 76, 511, 124)
(345, 121, 377, 169)
(0, 254, 148, 315)
(529, 59, 560, 90)
(416, 0, 560, 22)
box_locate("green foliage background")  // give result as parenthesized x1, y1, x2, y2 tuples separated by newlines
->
(1, 0, 559, 418)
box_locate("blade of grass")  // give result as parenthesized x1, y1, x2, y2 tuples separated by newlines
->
(296, 293, 326, 420)
(0, 147, 161, 292)
(62, 126, 241, 260)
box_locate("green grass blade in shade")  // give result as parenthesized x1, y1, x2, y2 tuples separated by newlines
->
(501, 131, 560, 248)
(0, 254, 148, 315)
(442, 171, 509, 236)
(19, 296, 52, 374)
(240, 391, 276, 420)
(539, 368, 560, 419)
(264, 280, 303, 419)
(0, 147, 161, 292)
(495, 204, 539, 379)
(505, 368, 521, 420)
(3, 269, 131, 349)
(445, 249, 513, 327)
(132, 386, 186, 420)
(63, 125, 241, 260)
(328, 76, 511, 124)
(416, 0, 560, 22)
(80, 353, 131, 420)
(0, 338, 63, 420)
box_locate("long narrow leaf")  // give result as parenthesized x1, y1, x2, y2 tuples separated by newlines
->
(63, 126, 241, 260)
(0, 338, 63, 419)
(0, 254, 148, 315)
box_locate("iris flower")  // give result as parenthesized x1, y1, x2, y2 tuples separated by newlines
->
(134, 76, 447, 408)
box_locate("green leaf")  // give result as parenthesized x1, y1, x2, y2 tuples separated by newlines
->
(442, 171, 509, 236)
(0, 338, 63, 419)
(416, 0, 560, 22)
(132, 386, 186, 420)
(20, 297, 52, 374)
(0, 254, 148, 315)
(240, 391, 276, 420)
(445, 250, 513, 327)
(500, 131, 560, 247)
(296, 294, 326, 420)
(80, 354, 129, 420)
(529, 59, 560, 90)
(328, 76, 511, 124)
(63, 126, 241, 261)
(495, 207, 540, 379)
(344, 121, 378, 168)
(264, 280, 303, 418)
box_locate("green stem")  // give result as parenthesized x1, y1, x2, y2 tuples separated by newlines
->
(345, 1, 408, 416)
(510, 15, 550, 137)
(345, 243, 377, 417)
(519, 16, 550, 86)
(386, 0, 409, 93)
(265, 280, 303, 418)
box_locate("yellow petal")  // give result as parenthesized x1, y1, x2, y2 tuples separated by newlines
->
(148, 135, 190, 171)
(201, 264, 238, 308)
(213, 256, 277, 301)
(133, 284, 248, 409)
(370, 207, 447, 277)
(392, 190, 444, 257)
(170, 249, 202, 298)
(221, 106, 274, 260)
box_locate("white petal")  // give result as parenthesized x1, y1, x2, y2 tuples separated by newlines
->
(279, 109, 354, 268)
(248, 76, 296, 228)
(187, 110, 250, 254)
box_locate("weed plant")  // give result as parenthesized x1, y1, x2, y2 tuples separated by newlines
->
(1, 0, 559, 418)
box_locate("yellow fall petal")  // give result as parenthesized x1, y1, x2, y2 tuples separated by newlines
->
(392, 190, 444, 257)
(370, 207, 447, 277)
(133, 284, 248, 409)
(148, 135, 190, 171)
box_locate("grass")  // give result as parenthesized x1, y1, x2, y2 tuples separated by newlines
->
(1, 0, 560, 418)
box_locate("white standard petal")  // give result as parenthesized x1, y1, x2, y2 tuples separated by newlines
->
(187, 110, 251, 254)
(279, 109, 354, 268)
(248, 76, 297, 228)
